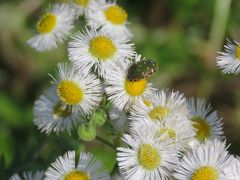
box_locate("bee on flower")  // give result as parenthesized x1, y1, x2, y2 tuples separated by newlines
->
(27, 4, 76, 51)
(105, 55, 156, 110)
(217, 39, 240, 74)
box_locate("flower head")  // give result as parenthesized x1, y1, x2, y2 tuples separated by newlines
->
(217, 39, 240, 74)
(10, 171, 44, 180)
(45, 151, 110, 180)
(27, 4, 76, 51)
(68, 28, 134, 78)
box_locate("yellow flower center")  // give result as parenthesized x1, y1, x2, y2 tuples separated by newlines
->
(89, 36, 116, 60)
(143, 99, 152, 107)
(138, 144, 161, 170)
(149, 106, 169, 121)
(64, 170, 90, 180)
(53, 103, 72, 118)
(104, 5, 127, 25)
(159, 127, 176, 141)
(125, 79, 147, 96)
(192, 166, 218, 180)
(57, 80, 84, 105)
(36, 13, 57, 33)
(235, 45, 240, 59)
(191, 116, 211, 141)
(75, 0, 89, 7)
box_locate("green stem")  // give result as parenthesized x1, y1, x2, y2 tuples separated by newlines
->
(96, 135, 115, 149)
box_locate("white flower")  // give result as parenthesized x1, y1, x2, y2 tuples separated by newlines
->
(85, 1, 132, 37)
(105, 57, 156, 110)
(217, 39, 240, 74)
(224, 157, 240, 180)
(33, 87, 84, 134)
(188, 98, 224, 142)
(72, 0, 105, 17)
(174, 139, 232, 180)
(27, 4, 76, 51)
(68, 28, 134, 78)
(108, 105, 128, 132)
(10, 171, 44, 180)
(129, 90, 189, 125)
(117, 125, 178, 180)
(45, 151, 110, 180)
(51, 62, 103, 114)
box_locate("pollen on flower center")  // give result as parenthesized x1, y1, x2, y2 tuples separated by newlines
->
(104, 5, 127, 25)
(192, 166, 218, 180)
(53, 103, 72, 118)
(138, 144, 161, 170)
(159, 128, 176, 141)
(89, 36, 116, 60)
(149, 106, 169, 121)
(235, 45, 240, 59)
(75, 0, 89, 7)
(37, 13, 57, 33)
(57, 80, 84, 105)
(64, 170, 90, 180)
(125, 79, 147, 96)
(191, 116, 211, 141)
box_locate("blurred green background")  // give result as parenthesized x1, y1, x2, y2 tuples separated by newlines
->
(0, 0, 240, 178)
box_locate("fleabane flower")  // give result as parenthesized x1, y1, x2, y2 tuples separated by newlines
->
(10, 171, 44, 180)
(45, 151, 110, 180)
(85, 1, 131, 37)
(129, 90, 189, 125)
(130, 116, 195, 149)
(174, 139, 232, 180)
(217, 39, 240, 74)
(72, 0, 105, 17)
(117, 125, 178, 180)
(68, 28, 134, 78)
(51, 62, 103, 114)
(27, 4, 76, 51)
(188, 98, 224, 143)
(33, 87, 84, 134)
(105, 56, 156, 110)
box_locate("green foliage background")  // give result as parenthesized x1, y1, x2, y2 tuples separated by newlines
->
(0, 0, 240, 178)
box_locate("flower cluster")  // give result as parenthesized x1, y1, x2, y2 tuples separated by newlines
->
(10, 0, 240, 179)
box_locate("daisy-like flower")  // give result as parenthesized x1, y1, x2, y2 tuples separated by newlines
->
(85, 1, 131, 37)
(10, 171, 44, 180)
(33, 87, 83, 134)
(27, 4, 76, 51)
(68, 28, 134, 78)
(117, 125, 178, 180)
(72, 0, 105, 17)
(129, 90, 189, 125)
(174, 139, 232, 180)
(108, 105, 128, 132)
(51, 62, 103, 114)
(130, 116, 195, 149)
(223, 157, 240, 180)
(105, 56, 156, 110)
(45, 151, 110, 180)
(188, 98, 224, 142)
(217, 39, 240, 74)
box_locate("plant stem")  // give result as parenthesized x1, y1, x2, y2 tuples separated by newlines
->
(96, 135, 115, 149)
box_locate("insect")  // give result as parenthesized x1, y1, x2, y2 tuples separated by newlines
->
(127, 59, 158, 81)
